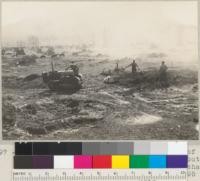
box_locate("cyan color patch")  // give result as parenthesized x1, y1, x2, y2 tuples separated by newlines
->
(149, 155, 166, 168)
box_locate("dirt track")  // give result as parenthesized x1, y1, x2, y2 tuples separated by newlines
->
(2, 54, 199, 140)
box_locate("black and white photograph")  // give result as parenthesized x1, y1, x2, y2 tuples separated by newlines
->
(1, 1, 199, 140)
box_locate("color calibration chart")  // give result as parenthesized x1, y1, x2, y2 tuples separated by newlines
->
(13, 141, 188, 181)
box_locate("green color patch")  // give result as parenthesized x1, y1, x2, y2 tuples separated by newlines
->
(130, 155, 149, 168)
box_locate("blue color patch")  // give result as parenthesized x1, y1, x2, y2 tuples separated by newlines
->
(149, 155, 166, 168)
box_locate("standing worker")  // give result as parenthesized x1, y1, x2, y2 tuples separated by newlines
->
(159, 61, 168, 88)
(125, 59, 139, 74)
(114, 61, 120, 73)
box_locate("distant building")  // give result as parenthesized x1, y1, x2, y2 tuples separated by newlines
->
(27, 36, 39, 48)
(17, 41, 25, 48)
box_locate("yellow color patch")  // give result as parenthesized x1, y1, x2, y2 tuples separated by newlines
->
(112, 155, 129, 168)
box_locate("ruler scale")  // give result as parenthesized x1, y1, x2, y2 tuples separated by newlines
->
(12, 169, 187, 181)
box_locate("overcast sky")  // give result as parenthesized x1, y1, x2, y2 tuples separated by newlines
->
(2, 1, 197, 26)
(2, 1, 198, 57)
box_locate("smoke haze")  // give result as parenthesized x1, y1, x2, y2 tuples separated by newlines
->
(2, 1, 198, 60)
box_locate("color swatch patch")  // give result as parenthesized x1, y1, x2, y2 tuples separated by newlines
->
(93, 155, 112, 168)
(74, 156, 92, 169)
(32, 156, 53, 169)
(54, 156, 73, 169)
(149, 155, 166, 168)
(112, 155, 130, 169)
(130, 155, 149, 168)
(167, 155, 188, 168)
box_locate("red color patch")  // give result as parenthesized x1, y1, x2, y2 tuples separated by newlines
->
(93, 155, 111, 168)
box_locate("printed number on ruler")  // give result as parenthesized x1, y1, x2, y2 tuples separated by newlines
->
(12, 169, 187, 181)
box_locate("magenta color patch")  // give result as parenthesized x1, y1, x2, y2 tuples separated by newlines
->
(74, 155, 92, 168)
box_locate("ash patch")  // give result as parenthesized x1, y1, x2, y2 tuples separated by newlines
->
(11, 94, 108, 136)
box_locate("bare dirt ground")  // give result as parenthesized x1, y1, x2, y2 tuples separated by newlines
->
(2, 53, 199, 140)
